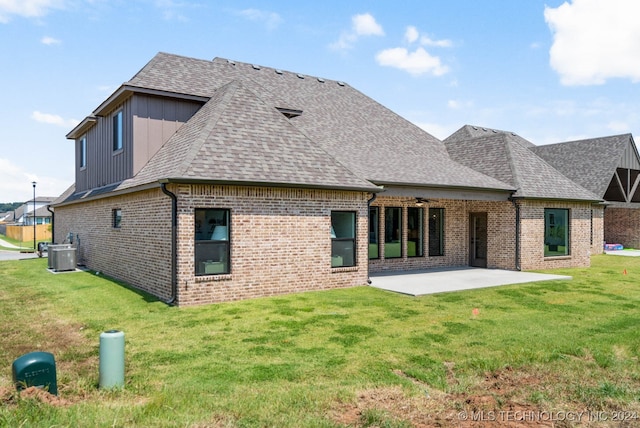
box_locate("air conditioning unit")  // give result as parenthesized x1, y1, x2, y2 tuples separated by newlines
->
(47, 244, 72, 269)
(52, 248, 76, 272)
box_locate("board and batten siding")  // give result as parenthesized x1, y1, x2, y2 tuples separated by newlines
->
(132, 95, 203, 175)
(75, 100, 133, 193)
(74, 94, 203, 193)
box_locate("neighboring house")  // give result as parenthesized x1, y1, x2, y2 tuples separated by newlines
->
(53, 53, 601, 306)
(12, 197, 55, 225)
(531, 134, 640, 248)
(0, 212, 12, 223)
(444, 125, 604, 265)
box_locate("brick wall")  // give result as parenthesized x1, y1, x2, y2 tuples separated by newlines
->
(175, 185, 369, 306)
(369, 197, 517, 272)
(605, 207, 640, 249)
(54, 187, 600, 306)
(518, 200, 595, 270)
(55, 184, 370, 306)
(54, 188, 174, 301)
(369, 197, 598, 273)
(592, 206, 605, 254)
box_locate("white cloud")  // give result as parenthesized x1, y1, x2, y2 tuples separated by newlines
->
(0, 158, 38, 202)
(420, 35, 452, 48)
(32, 111, 78, 128)
(352, 13, 384, 36)
(41, 36, 60, 45)
(0, 0, 65, 23)
(237, 8, 282, 31)
(330, 13, 384, 51)
(545, 0, 640, 85)
(405, 26, 419, 44)
(376, 25, 452, 76)
(376, 47, 449, 77)
(0, 157, 72, 202)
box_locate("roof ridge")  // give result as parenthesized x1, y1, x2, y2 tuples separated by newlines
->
(501, 134, 521, 191)
(543, 133, 633, 147)
(173, 81, 241, 177)
(213, 57, 347, 87)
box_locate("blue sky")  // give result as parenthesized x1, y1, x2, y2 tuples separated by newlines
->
(1, 0, 639, 202)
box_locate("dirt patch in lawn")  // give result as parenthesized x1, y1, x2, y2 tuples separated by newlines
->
(331, 366, 558, 427)
(1, 316, 97, 405)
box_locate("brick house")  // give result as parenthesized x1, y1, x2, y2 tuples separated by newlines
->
(531, 134, 640, 248)
(444, 126, 604, 270)
(53, 53, 602, 306)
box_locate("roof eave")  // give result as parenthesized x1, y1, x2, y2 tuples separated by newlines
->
(93, 84, 210, 117)
(158, 178, 382, 193)
(372, 180, 515, 194)
(66, 116, 97, 140)
(509, 195, 604, 203)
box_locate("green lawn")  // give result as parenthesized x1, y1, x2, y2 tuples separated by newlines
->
(1, 255, 639, 427)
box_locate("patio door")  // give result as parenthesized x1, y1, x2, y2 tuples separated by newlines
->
(469, 212, 487, 268)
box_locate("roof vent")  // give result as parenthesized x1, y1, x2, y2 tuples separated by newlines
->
(492, 129, 498, 133)
(472, 126, 478, 130)
(317, 77, 325, 83)
(482, 128, 487, 131)
(297, 73, 305, 79)
(276, 107, 303, 119)
(337, 81, 345, 86)
(252, 64, 261, 70)
(275, 69, 283, 75)
(227, 60, 236, 66)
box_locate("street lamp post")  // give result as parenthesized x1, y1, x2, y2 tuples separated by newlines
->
(32, 181, 36, 250)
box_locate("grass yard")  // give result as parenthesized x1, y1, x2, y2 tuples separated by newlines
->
(1, 255, 640, 427)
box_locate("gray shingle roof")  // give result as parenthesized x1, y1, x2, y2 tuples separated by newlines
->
(122, 80, 377, 191)
(531, 134, 636, 198)
(445, 125, 602, 201)
(446, 125, 536, 149)
(123, 52, 514, 192)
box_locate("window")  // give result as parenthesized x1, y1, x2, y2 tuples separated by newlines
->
(195, 209, 230, 275)
(113, 209, 122, 228)
(369, 206, 379, 259)
(407, 207, 424, 257)
(545, 208, 569, 256)
(384, 207, 402, 258)
(428, 208, 444, 256)
(331, 211, 356, 267)
(113, 110, 123, 151)
(79, 136, 87, 169)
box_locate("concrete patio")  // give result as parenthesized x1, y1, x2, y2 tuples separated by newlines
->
(369, 266, 572, 296)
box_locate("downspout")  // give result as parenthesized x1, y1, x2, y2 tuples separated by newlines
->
(366, 192, 377, 284)
(509, 196, 521, 271)
(161, 183, 178, 305)
(46, 205, 54, 244)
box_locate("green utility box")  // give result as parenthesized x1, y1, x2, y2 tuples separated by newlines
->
(12, 351, 58, 395)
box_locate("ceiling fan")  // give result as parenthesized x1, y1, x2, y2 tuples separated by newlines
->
(400, 197, 430, 206)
